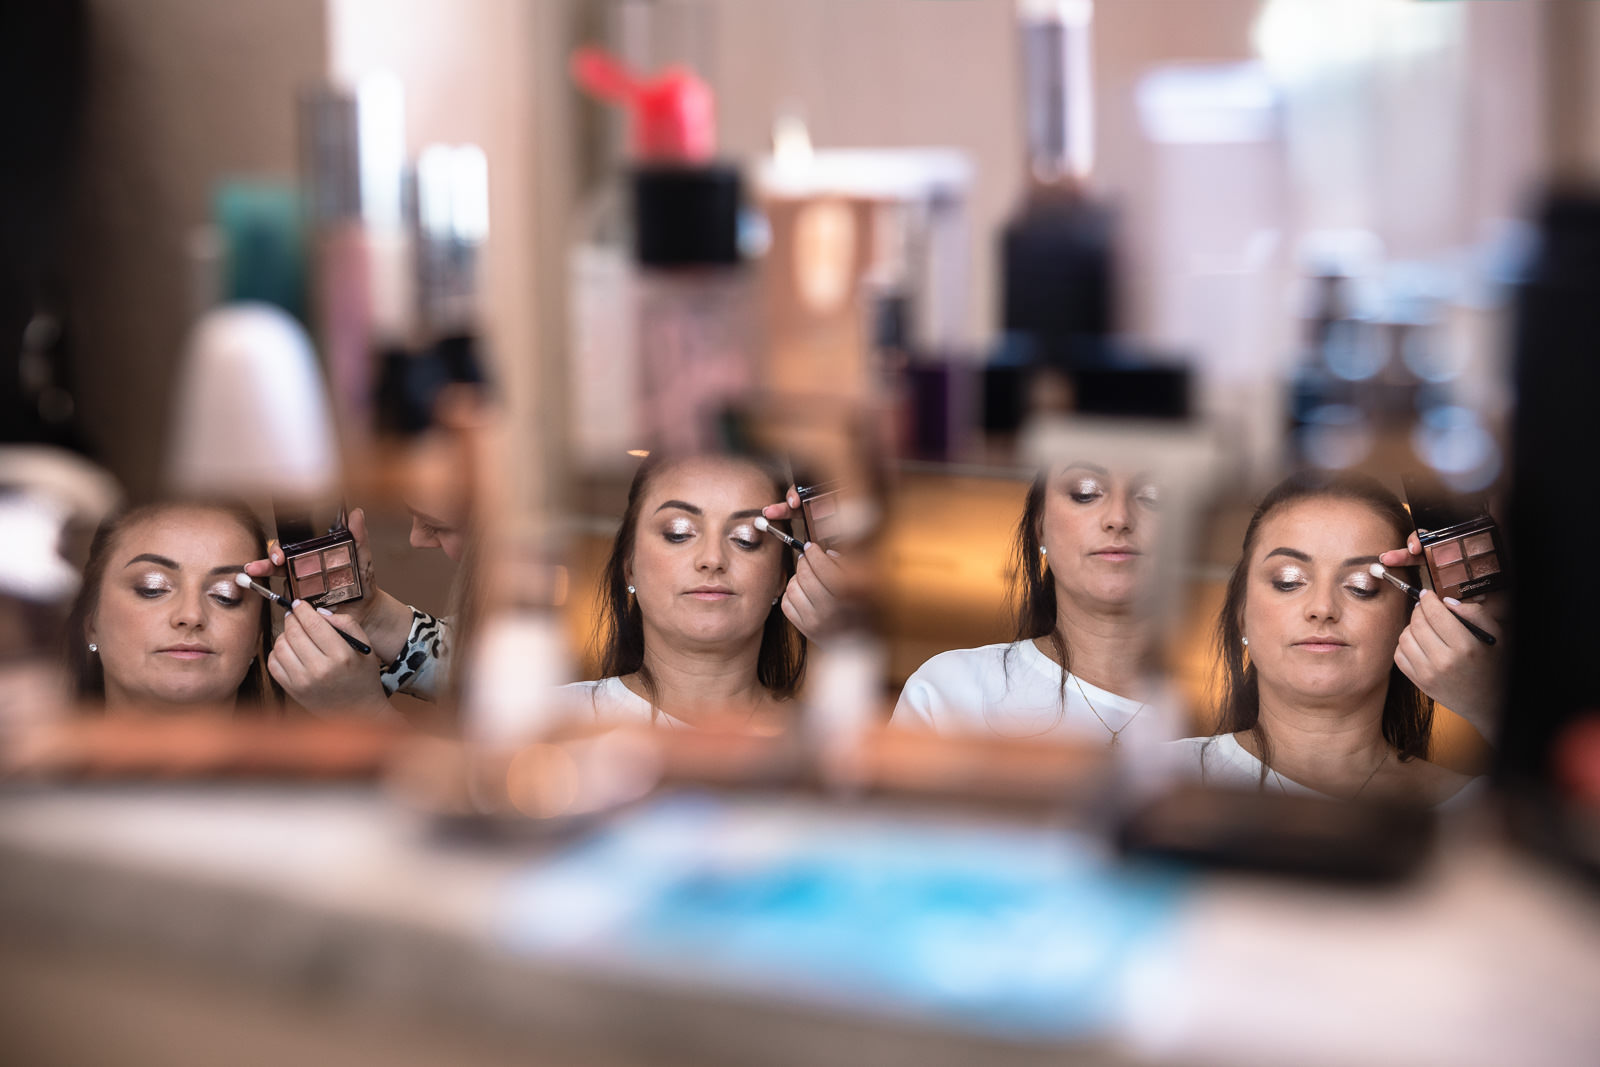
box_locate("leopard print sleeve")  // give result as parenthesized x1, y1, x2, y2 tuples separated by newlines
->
(378, 608, 452, 701)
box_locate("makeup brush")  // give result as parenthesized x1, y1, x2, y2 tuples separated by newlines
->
(1368, 563, 1496, 646)
(753, 515, 804, 553)
(236, 573, 372, 655)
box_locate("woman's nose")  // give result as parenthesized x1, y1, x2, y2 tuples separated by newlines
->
(1306, 583, 1340, 622)
(408, 517, 435, 551)
(695, 539, 727, 571)
(1103, 490, 1133, 533)
(170, 587, 206, 628)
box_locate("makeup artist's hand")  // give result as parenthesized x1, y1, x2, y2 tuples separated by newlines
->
(782, 543, 851, 642)
(245, 507, 414, 664)
(1394, 588, 1504, 741)
(761, 487, 804, 526)
(268, 601, 392, 718)
(1379, 533, 1425, 572)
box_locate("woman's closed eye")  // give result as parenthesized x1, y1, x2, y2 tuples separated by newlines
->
(1343, 573, 1381, 599)
(1269, 565, 1309, 592)
(134, 576, 172, 598)
(207, 579, 244, 607)
(730, 524, 761, 551)
(1064, 477, 1105, 504)
(661, 518, 696, 544)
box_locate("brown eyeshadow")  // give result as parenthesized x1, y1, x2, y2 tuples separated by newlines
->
(1468, 554, 1500, 578)
(1431, 540, 1464, 567)
(296, 573, 326, 596)
(1464, 532, 1496, 557)
(327, 567, 355, 590)
(292, 553, 323, 578)
(1437, 561, 1470, 588)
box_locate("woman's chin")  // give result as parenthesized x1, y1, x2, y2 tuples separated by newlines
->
(1268, 670, 1384, 708)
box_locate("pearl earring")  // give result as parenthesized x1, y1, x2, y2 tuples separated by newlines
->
(1241, 637, 1249, 647)
(771, 597, 779, 606)
(88, 643, 98, 653)
(1039, 546, 1047, 557)
(627, 585, 636, 595)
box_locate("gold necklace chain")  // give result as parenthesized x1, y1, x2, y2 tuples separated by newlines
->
(1072, 675, 1146, 747)
(1271, 748, 1389, 801)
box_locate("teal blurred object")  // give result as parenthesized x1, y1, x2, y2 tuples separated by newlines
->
(214, 180, 308, 324)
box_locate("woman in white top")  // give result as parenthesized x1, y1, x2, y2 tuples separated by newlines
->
(1172, 472, 1482, 806)
(562, 453, 805, 727)
(891, 463, 1165, 744)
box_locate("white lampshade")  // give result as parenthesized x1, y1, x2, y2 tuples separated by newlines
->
(165, 303, 340, 498)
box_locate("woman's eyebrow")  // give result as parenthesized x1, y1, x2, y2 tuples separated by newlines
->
(1343, 554, 1379, 568)
(208, 565, 247, 578)
(123, 553, 178, 570)
(654, 500, 703, 515)
(1264, 547, 1311, 563)
(730, 508, 763, 520)
(1060, 463, 1111, 477)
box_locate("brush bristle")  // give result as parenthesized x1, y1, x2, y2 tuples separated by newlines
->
(754, 516, 770, 531)
(235, 572, 254, 588)
(1369, 563, 1386, 578)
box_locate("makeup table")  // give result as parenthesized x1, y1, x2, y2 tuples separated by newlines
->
(0, 784, 1595, 1067)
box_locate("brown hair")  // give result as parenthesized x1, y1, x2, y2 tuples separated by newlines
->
(1212, 471, 1432, 770)
(594, 454, 806, 704)
(64, 500, 279, 709)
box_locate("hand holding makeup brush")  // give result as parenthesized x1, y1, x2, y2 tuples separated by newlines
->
(1394, 588, 1505, 742)
(268, 601, 392, 718)
(763, 488, 876, 642)
(245, 507, 414, 664)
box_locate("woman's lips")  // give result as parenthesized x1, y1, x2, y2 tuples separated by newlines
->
(1090, 548, 1141, 562)
(158, 647, 214, 660)
(685, 588, 734, 601)
(1293, 638, 1348, 653)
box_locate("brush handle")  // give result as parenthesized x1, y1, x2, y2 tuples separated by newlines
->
(1451, 611, 1497, 646)
(332, 628, 373, 656)
(249, 580, 371, 655)
(1384, 571, 1497, 645)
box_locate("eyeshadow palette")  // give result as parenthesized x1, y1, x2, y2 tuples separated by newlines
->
(274, 504, 365, 610)
(1402, 475, 1507, 600)
(286, 539, 362, 607)
(797, 480, 844, 549)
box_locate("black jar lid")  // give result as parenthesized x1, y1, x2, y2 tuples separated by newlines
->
(632, 163, 742, 267)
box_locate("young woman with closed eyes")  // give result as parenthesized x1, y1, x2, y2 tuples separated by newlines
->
(890, 462, 1168, 745)
(1171, 472, 1480, 806)
(564, 453, 806, 727)
(65, 501, 276, 711)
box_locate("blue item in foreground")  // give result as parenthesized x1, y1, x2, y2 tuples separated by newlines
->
(495, 793, 1187, 1040)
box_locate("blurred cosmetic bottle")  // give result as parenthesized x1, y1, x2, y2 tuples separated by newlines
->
(574, 45, 753, 456)
(986, 0, 1117, 443)
(300, 76, 411, 462)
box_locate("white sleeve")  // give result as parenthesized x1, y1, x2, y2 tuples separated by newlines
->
(889, 664, 943, 731)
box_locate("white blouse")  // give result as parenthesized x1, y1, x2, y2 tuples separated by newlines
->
(1166, 733, 1486, 809)
(889, 639, 1168, 745)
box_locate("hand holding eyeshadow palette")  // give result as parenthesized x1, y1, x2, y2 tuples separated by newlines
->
(1401, 474, 1507, 601)
(273, 503, 365, 609)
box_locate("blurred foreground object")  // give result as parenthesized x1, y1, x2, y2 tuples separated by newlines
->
(165, 304, 339, 499)
(3, 713, 400, 781)
(1502, 186, 1600, 879)
(0, 446, 119, 735)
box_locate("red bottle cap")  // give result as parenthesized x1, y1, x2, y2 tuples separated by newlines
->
(571, 47, 716, 164)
